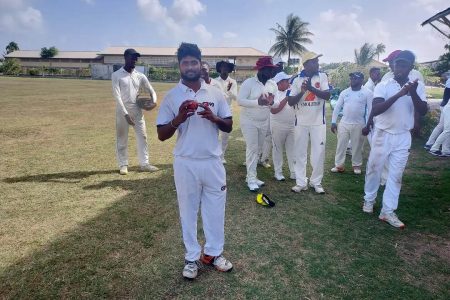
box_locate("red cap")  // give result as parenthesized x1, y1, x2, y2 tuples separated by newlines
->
(254, 56, 277, 70)
(382, 50, 402, 62)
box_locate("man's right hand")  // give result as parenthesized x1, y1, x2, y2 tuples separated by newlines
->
(331, 123, 337, 134)
(124, 114, 135, 126)
(361, 126, 370, 136)
(258, 94, 270, 106)
(172, 100, 197, 127)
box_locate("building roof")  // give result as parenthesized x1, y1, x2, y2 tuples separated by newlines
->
(5, 50, 102, 59)
(100, 46, 268, 57)
(368, 59, 387, 68)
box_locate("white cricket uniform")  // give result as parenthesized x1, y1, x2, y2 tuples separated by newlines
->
(288, 72, 330, 186)
(426, 78, 450, 146)
(430, 101, 450, 155)
(156, 80, 232, 262)
(238, 77, 277, 184)
(332, 87, 373, 168)
(270, 89, 296, 178)
(215, 76, 238, 161)
(381, 69, 424, 83)
(364, 78, 427, 214)
(112, 67, 157, 168)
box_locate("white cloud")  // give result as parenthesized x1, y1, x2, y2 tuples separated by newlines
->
(193, 24, 212, 43)
(318, 10, 364, 40)
(81, 0, 95, 5)
(171, 0, 205, 22)
(223, 31, 237, 39)
(0, 1, 43, 33)
(411, 0, 448, 13)
(137, 0, 211, 43)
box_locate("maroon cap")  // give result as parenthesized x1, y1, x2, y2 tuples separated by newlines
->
(382, 50, 401, 62)
(254, 56, 277, 70)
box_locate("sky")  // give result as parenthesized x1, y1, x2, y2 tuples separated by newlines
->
(0, 0, 448, 63)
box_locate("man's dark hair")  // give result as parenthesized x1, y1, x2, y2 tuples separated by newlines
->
(369, 67, 380, 74)
(176, 42, 201, 62)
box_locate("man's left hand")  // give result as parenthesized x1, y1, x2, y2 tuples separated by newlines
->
(197, 103, 219, 123)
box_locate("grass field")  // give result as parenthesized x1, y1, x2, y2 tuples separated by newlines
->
(0, 77, 449, 299)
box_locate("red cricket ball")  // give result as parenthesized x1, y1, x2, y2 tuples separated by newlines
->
(186, 101, 198, 110)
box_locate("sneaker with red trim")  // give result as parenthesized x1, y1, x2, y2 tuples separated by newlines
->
(200, 254, 233, 272)
(331, 166, 345, 173)
(182, 260, 202, 279)
(379, 212, 405, 229)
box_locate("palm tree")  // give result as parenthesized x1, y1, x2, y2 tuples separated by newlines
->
(269, 14, 313, 66)
(375, 43, 386, 61)
(354, 43, 377, 66)
(6, 42, 19, 54)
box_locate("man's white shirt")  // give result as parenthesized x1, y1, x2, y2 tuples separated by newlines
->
(238, 77, 277, 122)
(215, 76, 238, 106)
(363, 78, 378, 92)
(381, 69, 424, 83)
(288, 72, 330, 125)
(112, 67, 157, 115)
(270, 89, 295, 129)
(373, 78, 427, 134)
(156, 80, 231, 159)
(331, 87, 373, 125)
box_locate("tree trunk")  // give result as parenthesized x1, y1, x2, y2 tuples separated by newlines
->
(288, 48, 291, 67)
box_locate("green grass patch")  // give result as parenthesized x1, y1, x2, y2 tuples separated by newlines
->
(0, 77, 449, 299)
(426, 87, 444, 99)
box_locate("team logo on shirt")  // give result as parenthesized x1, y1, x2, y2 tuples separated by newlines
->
(304, 82, 320, 102)
(221, 185, 227, 191)
(202, 101, 214, 107)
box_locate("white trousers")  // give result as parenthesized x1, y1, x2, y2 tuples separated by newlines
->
(364, 129, 411, 214)
(271, 123, 295, 177)
(174, 156, 227, 261)
(220, 131, 230, 160)
(293, 124, 326, 186)
(240, 115, 268, 183)
(430, 104, 450, 154)
(260, 119, 272, 162)
(426, 106, 444, 146)
(335, 122, 364, 167)
(115, 105, 148, 168)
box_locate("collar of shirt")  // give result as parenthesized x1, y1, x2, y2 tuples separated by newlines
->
(177, 79, 208, 93)
(120, 67, 137, 76)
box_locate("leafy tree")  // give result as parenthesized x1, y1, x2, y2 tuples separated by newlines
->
(354, 43, 377, 66)
(6, 41, 19, 54)
(375, 43, 386, 61)
(434, 44, 450, 76)
(269, 13, 313, 66)
(40, 46, 59, 58)
(0, 58, 21, 75)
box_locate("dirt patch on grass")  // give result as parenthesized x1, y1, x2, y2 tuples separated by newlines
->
(397, 232, 450, 293)
(0, 127, 42, 139)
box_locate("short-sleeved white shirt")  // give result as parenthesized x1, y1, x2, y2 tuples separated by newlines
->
(373, 78, 427, 134)
(331, 87, 373, 125)
(156, 80, 232, 159)
(270, 89, 295, 129)
(381, 69, 424, 83)
(238, 77, 277, 122)
(288, 72, 330, 125)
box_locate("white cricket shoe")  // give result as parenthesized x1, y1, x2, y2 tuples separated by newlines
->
(182, 260, 202, 279)
(379, 212, 405, 229)
(291, 184, 308, 193)
(119, 165, 128, 175)
(140, 164, 159, 172)
(362, 201, 374, 213)
(274, 174, 285, 181)
(309, 183, 325, 194)
(248, 182, 259, 192)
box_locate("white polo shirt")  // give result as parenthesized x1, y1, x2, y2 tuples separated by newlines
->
(270, 89, 295, 129)
(112, 67, 157, 115)
(331, 87, 373, 125)
(363, 78, 378, 92)
(288, 72, 330, 125)
(156, 80, 232, 159)
(215, 76, 238, 106)
(238, 77, 277, 122)
(381, 69, 424, 83)
(373, 78, 427, 134)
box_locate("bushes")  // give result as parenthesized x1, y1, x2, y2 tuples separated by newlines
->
(421, 108, 440, 138)
(148, 66, 180, 81)
(0, 58, 21, 75)
(28, 68, 40, 76)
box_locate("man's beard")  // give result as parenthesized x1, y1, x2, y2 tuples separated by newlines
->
(181, 71, 201, 82)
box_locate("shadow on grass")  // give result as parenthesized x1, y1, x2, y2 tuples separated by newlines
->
(0, 172, 182, 299)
